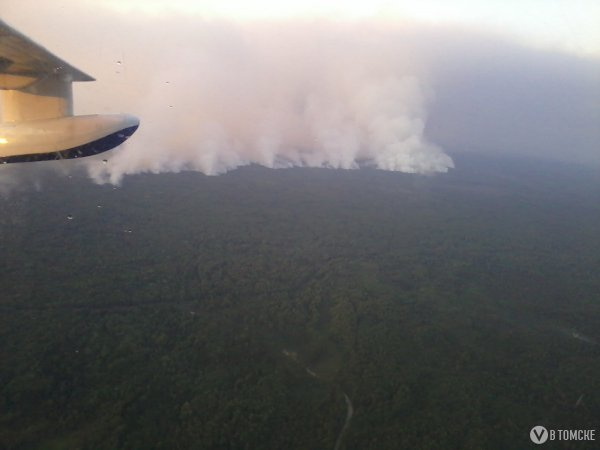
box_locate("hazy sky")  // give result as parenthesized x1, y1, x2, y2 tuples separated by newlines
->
(96, 0, 600, 56)
(2, 0, 599, 183)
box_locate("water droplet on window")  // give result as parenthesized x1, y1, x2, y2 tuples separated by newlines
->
(97, 205, 102, 208)
(102, 159, 108, 164)
(117, 60, 122, 65)
(67, 215, 73, 220)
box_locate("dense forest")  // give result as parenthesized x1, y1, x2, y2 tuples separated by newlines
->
(1, 153, 599, 449)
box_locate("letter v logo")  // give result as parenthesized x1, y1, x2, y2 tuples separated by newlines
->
(531, 426, 549, 444)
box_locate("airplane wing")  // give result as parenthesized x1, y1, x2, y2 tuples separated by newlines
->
(0, 19, 94, 88)
(0, 19, 94, 122)
(0, 20, 138, 163)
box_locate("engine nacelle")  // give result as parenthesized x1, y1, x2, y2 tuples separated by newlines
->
(0, 114, 139, 163)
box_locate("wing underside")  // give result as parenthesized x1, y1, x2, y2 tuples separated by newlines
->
(0, 20, 93, 122)
(0, 20, 93, 86)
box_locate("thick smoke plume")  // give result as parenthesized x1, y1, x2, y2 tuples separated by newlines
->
(3, 4, 599, 188)
(82, 21, 453, 183)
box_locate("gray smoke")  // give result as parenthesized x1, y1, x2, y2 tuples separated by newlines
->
(83, 21, 453, 184)
(2, 3, 599, 186)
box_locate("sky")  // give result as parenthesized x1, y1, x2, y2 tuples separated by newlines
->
(1, 0, 599, 184)
(97, 0, 600, 56)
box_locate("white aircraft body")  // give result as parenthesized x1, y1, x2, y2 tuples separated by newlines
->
(0, 20, 138, 164)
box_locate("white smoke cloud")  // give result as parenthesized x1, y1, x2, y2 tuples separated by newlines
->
(3, 2, 599, 187)
(78, 21, 453, 183)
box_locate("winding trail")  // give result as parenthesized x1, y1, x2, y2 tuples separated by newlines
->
(333, 393, 354, 450)
(282, 349, 353, 449)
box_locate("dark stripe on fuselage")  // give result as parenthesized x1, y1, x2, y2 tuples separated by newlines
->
(0, 125, 138, 164)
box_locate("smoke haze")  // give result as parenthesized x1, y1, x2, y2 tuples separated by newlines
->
(2, 1, 599, 185)
(84, 21, 455, 184)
